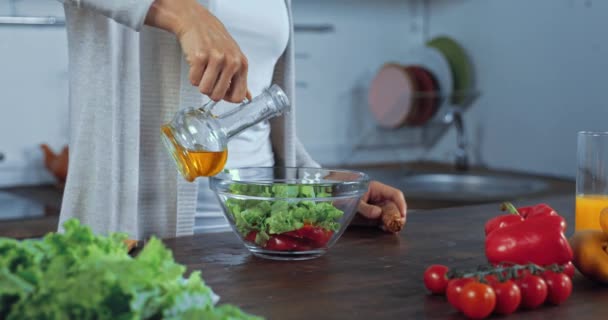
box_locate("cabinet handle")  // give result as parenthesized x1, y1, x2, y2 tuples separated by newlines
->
(294, 24, 334, 33)
(0, 16, 65, 26)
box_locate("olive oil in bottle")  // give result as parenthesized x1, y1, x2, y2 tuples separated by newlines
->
(161, 125, 227, 181)
(161, 84, 290, 181)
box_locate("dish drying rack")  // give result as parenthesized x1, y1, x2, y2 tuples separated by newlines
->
(345, 77, 480, 167)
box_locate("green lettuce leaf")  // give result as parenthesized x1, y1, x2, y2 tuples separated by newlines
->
(0, 219, 260, 320)
(224, 183, 345, 238)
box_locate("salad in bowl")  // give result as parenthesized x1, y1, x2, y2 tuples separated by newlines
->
(210, 167, 369, 260)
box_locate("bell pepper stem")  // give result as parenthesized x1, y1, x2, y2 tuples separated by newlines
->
(501, 202, 521, 216)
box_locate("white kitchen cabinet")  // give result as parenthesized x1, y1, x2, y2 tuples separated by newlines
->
(0, 0, 68, 186)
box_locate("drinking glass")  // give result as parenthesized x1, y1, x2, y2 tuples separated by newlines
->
(575, 131, 608, 231)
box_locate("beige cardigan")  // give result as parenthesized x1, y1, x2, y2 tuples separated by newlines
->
(57, 0, 317, 239)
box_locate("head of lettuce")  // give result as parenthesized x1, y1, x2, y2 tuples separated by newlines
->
(0, 219, 261, 320)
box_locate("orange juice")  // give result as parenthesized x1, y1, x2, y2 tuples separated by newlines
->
(161, 125, 228, 181)
(575, 194, 608, 231)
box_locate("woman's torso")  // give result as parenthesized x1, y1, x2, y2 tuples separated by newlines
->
(194, 0, 290, 233)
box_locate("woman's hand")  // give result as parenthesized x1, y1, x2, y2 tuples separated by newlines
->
(354, 181, 407, 232)
(145, 0, 250, 103)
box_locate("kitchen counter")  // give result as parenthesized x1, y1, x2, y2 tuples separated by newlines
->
(0, 184, 62, 239)
(159, 195, 606, 320)
(0, 161, 574, 239)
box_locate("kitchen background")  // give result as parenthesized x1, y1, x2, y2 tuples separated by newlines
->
(0, 0, 606, 187)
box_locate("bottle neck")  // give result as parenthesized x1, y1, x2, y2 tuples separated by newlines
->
(217, 84, 291, 139)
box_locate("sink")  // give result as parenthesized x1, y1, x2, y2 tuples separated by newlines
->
(399, 173, 550, 202)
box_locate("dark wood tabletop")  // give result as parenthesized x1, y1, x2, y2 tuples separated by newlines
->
(160, 195, 608, 320)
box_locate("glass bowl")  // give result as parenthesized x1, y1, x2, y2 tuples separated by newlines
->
(209, 167, 370, 260)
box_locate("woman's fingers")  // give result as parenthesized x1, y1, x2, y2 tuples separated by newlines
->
(188, 53, 207, 86)
(224, 58, 249, 102)
(211, 65, 238, 102)
(357, 201, 382, 219)
(219, 55, 249, 103)
(198, 52, 224, 99)
(367, 181, 407, 217)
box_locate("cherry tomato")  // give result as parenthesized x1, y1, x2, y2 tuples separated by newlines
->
(446, 278, 475, 311)
(459, 282, 496, 319)
(516, 274, 548, 309)
(542, 270, 573, 305)
(423, 265, 450, 295)
(516, 268, 531, 279)
(484, 275, 499, 285)
(562, 262, 575, 279)
(491, 280, 521, 315)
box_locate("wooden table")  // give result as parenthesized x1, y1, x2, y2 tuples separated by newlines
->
(161, 195, 608, 319)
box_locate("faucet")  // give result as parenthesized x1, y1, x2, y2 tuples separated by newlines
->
(444, 109, 469, 171)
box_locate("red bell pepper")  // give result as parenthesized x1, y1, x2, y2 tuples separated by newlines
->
(484, 203, 557, 235)
(485, 203, 573, 266)
(515, 203, 557, 218)
(484, 214, 524, 236)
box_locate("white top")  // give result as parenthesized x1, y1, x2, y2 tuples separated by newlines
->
(194, 0, 290, 233)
